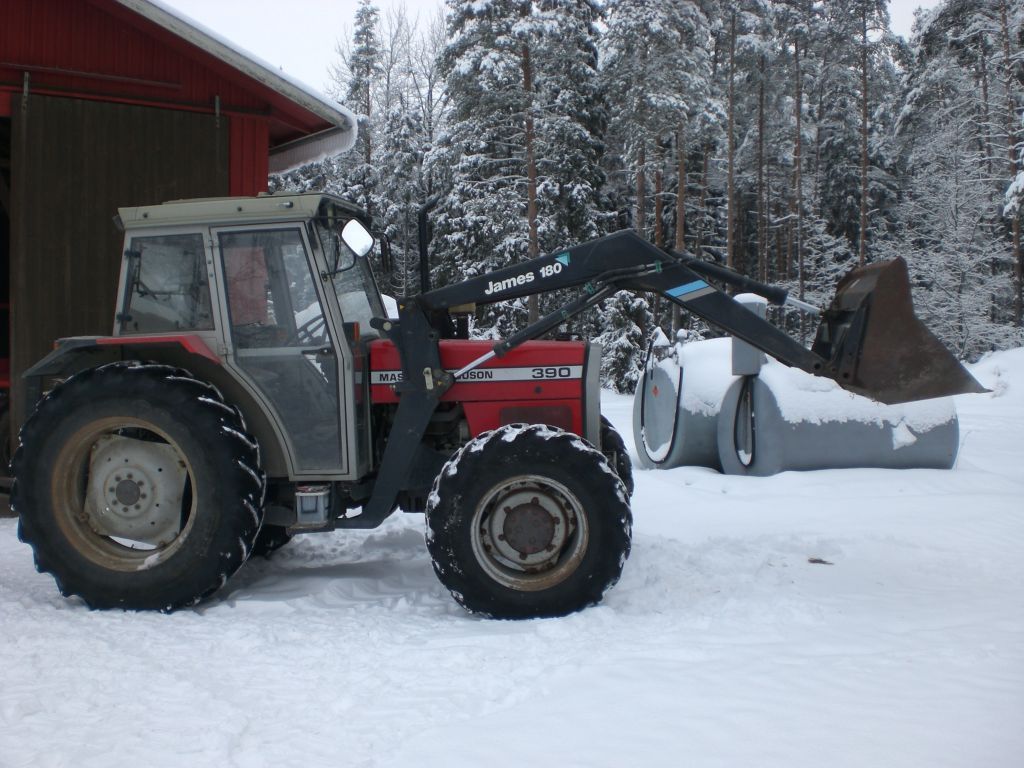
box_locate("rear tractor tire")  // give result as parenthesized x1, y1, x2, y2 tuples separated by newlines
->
(425, 424, 632, 619)
(13, 363, 265, 611)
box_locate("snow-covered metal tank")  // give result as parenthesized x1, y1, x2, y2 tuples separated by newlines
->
(716, 353, 960, 476)
(631, 329, 727, 471)
(633, 295, 961, 476)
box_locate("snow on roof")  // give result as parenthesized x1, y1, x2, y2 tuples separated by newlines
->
(112, 0, 357, 166)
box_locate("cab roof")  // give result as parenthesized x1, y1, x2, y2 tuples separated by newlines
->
(117, 193, 364, 230)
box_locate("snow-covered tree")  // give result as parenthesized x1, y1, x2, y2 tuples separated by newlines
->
(883, 0, 1023, 356)
(429, 0, 533, 304)
(331, 0, 382, 215)
(602, 0, 710, 240)
(596, 291, 654, 393)
(272, 0, 1023, 384)
(429, 0, 609, 336)
(530, 0, 607, 251)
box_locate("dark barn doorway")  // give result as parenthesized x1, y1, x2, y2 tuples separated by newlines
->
(7, 95, 228, 436)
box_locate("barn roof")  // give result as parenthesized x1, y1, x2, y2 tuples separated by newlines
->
(112, 0, 357, 171)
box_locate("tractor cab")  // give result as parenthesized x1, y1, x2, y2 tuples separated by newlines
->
(114, 193, 384, 481)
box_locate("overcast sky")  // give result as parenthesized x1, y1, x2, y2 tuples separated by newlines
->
(161, 0, 443, 94)
(161, 0, 944, 95)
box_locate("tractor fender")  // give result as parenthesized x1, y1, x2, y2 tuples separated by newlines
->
(23, 335, 219, 378)
(23, 335, 288, 478)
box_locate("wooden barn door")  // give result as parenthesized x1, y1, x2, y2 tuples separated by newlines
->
(9, 94, 229, 433)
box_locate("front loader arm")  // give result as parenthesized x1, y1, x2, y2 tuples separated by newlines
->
(617, 264, 826, 376)
(421, 230, 829, 380)
(420, 229, 983, 403)
(422, 230, 664, 310)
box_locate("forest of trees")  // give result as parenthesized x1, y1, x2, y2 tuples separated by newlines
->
(271, 0, 1024, 393)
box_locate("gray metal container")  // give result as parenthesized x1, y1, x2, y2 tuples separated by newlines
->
(716, 374, 960, 476)
(631, 336, 732, 471)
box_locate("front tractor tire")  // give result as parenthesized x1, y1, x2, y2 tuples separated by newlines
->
(13, 363, 265, 611)
(600, 416, 634, 498)
(425, 424, 632, 619)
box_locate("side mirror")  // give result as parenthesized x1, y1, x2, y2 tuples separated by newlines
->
(342, 219, 374, 258)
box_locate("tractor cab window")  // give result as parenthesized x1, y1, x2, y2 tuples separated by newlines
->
(220, 229, 328, 349)
(314, 213, 385, 337)
(330, 261, 382, 337)
(119, 233, 213, 333)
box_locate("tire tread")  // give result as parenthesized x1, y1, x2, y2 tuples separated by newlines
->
(13, 362, 264, 611)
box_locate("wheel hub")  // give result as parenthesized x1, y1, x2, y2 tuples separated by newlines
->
(85, 435, 189, 546)
(115, 478, 142, 507)
(502, 501, 556, 556)
(480, 484, 575, 574)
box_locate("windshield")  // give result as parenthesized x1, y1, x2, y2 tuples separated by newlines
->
(314, 204, 386, 336)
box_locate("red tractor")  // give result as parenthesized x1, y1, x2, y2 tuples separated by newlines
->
(11, 193, 983, 617)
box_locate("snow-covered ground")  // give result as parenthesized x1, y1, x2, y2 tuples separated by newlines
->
(2, 350, 1023, 768)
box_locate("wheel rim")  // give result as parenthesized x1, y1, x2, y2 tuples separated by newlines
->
(51, 416, 197, 572)
(471, 474, 589, 592)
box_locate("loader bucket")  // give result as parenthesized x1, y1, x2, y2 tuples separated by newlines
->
(811, 257, 987, 404)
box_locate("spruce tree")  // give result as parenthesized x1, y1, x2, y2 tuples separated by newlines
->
(431, 0, 609, 339)
(428, 0, 533, 336)
(884, 0, 1023, 356)
(339, 0, 383, 216)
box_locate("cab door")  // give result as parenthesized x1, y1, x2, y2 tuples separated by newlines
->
(213, 224, 350, 478)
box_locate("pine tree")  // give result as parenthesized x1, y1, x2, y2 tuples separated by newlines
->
(602, 0, 704, 240)
(428, 0, 533, 334)
(523, 0, 610, 332)
(884, 0, 1023, 357)
(335, 0, 382, 216)
(378, 104, 426, 298)
(430, 0, 610, 340)
(595, 291, 654, 393)
(530, 0, 607, 251)
(600, 0, 716, 364)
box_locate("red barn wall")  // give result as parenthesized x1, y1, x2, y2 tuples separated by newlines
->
(0, 0, 319, 195)
(0, 0, 333, 438)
